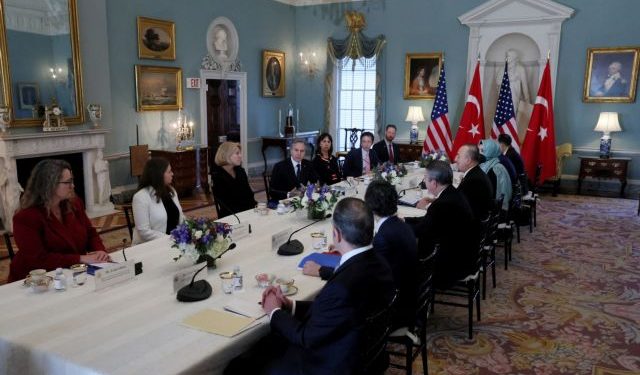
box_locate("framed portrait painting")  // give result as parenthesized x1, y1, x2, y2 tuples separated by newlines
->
(135, 65, 182, 111)
(137, 16, 176, 60)
(404, 53, 443, 99)
(583, 47, 639, 103)
(17, 82, 39, 110)
(262, 50, 285, 97)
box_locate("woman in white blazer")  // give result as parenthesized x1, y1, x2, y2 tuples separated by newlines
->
(132, 157, 185, 244)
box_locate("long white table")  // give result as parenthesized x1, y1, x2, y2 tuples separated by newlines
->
(0, 178, 426, 375)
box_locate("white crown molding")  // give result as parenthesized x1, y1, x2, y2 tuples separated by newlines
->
(272, 0, 364, 6)
(459, 0, 574, 26)
(4, 1, 69, 36)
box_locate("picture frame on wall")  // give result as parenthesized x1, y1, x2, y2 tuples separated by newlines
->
(404, 53, 443, 99)
(17, 82, 40, 110)
(262, 50, 285, 97)
(583, 46, 639, 103)
(135, 65, 182, 111)
(137, 16, 176, 60)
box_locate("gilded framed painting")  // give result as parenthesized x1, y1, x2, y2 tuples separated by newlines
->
(262, 50, 285, 97)
(583, 47, 639, 103)
(17, 82, 40, 110)
(137, 16, 176, 60)
(135, 65, 182, 111)
(404, 53, 442, 99)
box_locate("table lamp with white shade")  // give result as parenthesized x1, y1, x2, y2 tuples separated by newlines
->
(405, 106, 425, 144)
(594, 112, 621, 158)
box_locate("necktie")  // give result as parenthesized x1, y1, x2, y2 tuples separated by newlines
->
(364, 152, 370, 174)
(388, 144, 394, 164)
(296, 163, 301, 182)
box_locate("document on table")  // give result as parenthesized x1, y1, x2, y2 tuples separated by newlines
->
(182, 309, 262, 337)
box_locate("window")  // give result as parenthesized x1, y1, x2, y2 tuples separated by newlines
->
(336, 57, 377, 151)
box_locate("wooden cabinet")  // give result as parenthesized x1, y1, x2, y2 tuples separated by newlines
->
(577, 156, 629, 197)
(397, 143, 423, 162)
(150, 148, 209, 198)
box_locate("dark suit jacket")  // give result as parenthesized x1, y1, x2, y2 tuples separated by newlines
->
(270, 159, 318, 201)
(457, 164, 493, 223)
(9, 198, 105, 282)
(505, 147, 525, 176)
(342, 148, 380, 178)
(312, 154, 342, 185)
(317, 216, 417, 328)
(269, 249, 395, 375)
(405, 185, 477, 289)
(372, 140, 401, 164)
(499, 154, 517, 185)
(211, 165, 257, 218)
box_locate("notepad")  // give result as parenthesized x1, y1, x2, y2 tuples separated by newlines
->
(182, 309, 260, 337)
(297, 252, 341, 269)
(224, 299, 266, 319)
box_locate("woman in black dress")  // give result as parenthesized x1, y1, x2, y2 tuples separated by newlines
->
(312, 133, 342, 185)
(211, 142, 257, 218)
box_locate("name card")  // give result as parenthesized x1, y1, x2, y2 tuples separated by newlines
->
(94, 261, 135, 291)
(231, 223, 251, 241)
(272, 228, 292, 251)
(173, 262, 208, 293)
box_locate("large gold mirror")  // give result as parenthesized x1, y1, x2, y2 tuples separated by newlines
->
(0, 0, 84, 127)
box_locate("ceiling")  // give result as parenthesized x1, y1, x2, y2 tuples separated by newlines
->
(272, 0, 364, 6)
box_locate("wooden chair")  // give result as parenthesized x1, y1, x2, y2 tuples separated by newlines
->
(478, 215, 497, 300)
(341, 128, 365, 151)
(387, 246, 438, 375)
(363, 290, 398, 374)
(1, 230, 15, 260)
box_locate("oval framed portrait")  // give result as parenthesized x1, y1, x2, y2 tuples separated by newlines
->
(206, 17, 239, 66)
(262, 50, 285, 97)
(137, 16, 176, 60)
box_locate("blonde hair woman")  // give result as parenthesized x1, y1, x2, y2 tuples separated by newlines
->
(212, 142, 256, 218)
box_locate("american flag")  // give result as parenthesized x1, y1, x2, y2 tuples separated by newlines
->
(423, 64, 453, 159)
(492, 62, 520, 152)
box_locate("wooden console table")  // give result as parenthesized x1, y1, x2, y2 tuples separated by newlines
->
(577, 156, 629, 197)
(150, 147, 209, 198)
(261, 132, 318, 172)
(397, 143, 423, 162)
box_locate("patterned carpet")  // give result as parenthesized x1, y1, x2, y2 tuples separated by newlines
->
(2, 193, 639, 374)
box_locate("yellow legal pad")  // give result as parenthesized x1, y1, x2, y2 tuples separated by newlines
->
(182, 309, 258, 337)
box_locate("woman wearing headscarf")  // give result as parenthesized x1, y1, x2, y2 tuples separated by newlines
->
(479, 139, 512, 212)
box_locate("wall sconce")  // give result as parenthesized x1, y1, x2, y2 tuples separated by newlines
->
(299, 51, 318, 77)
(49, 67, 66, 83)
(405, 106, 425, 144)
(594, 112, 621, 158)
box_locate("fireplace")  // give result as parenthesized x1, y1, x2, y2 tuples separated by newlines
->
(0, 128, 113, 230)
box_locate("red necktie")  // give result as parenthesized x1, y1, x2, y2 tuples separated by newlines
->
(388, 144, 394, 164)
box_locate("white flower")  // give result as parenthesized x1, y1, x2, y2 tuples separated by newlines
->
(390, 170, 397, 178)
(194, 230, 203, 240)
(381, 172, 387, 179)
(301, 196, 309, 207)
(311, 192, 320, 201)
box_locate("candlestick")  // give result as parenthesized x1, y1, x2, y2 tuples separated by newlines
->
(296, 110, 299, 126)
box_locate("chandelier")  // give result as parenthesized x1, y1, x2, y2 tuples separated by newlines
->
(173, 108, 195, 150)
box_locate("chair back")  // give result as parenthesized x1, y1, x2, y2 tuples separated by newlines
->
(555, 143, 573, 179)
(342, 128, 365, 151)
(262, 172, 272, 202)
(362, 290, 398, 373)
(416, 245, 439, 324)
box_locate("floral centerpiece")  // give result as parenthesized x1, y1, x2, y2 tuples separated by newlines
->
(170, 217, 232, 268)
(291, 183, 338, 220)
(420, 150, 449, 167)
(374, 162, 407, 185)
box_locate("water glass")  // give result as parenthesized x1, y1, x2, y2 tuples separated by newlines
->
(70, 264, 87, 286)
(219, 272, 235, 294)
(310, 232, 327, 250)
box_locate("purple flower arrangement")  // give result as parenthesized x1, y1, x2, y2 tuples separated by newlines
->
(291, 183, 338, 219)
(170, 217, 232, 262)
(375, 162, 407, 185)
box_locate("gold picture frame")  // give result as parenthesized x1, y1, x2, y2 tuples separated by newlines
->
(404, 53, 442, 99)
(583, 46, 640, 103)
(137, 16, 176, 60)
(135, 65, 182, 112)
(262, 50, 285, 97)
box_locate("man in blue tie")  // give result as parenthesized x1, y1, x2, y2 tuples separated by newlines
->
(270, 139, 318, 201)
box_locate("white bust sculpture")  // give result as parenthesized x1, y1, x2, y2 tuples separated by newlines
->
(497, 49, 530, 113)
(94, 150, 111, 206)
(213, 28, 228, 59)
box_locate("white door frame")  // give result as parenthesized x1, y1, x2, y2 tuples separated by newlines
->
(199, 70, 248, 167)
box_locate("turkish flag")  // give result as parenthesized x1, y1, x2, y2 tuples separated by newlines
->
(452, 61, 484, 156)
(521, 60, 556, 185)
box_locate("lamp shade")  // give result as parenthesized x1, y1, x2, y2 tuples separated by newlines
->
(594, 112, 621, 134)
(405, 106, 425, 123)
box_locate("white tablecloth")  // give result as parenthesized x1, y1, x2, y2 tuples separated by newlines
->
(0, 189, 425, 375)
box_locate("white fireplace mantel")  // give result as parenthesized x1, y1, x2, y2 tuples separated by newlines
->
(0, 128, 114, 229)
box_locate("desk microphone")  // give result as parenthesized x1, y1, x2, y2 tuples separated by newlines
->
(278, 214, 332, 256)
(177, 263, 211, 302)
(215, 197, 252, 233)
(398, 185, 421, 197)
(121, 238, 143, 275)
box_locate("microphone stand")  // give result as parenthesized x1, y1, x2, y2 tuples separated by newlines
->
(278, 214, 331, 256)
(176, 243, 237, 302)
(215, 197, 252, 233)
(121, 238, 143, 275)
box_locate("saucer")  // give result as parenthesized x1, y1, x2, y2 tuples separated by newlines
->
(282, 285, 298, 297)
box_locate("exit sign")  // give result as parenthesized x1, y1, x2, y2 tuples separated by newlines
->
(186, 78, 200, 89)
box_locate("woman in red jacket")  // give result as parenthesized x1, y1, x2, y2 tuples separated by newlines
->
(9, 159, 110, 282)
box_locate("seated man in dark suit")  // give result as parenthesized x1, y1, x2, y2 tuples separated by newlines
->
(372, 124, 401, 164)
(342, 131, 380, 177)
(225, 198, 395, 375)
(302, 180, 418, 328)
(404, 160, 478, 289)
(498, 133, 525, 177)
(455, 144, 494, 223)
(269, 139, 318, 201)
